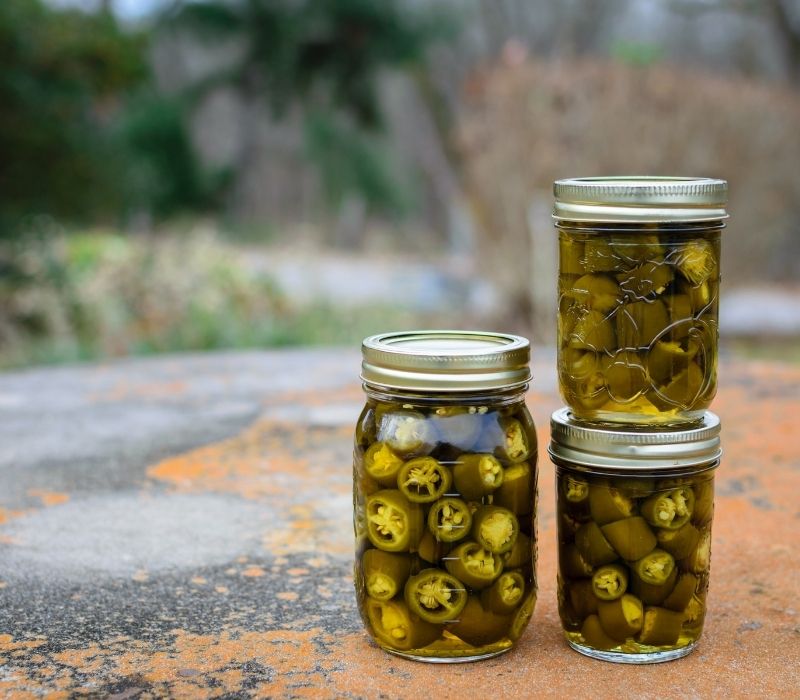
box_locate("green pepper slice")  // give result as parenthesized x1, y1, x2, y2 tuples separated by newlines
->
(417, 530, 448, 564)
(481, 571, 525, 615)
(616, 299, 669, 349)
(363, 442, 405, 488)
(365, 489, 423, 553)
(649, 362, 704, 410)
(508, 589, 537, 641)
(575, 521, 618, 566)
(634, 548, 676, 585)
(601, 351, 648, 403)
(656, 522, 700, 559)
(601, 516, 657, 561)
(637, 606, 684, 646)
(608, 233, 663, 266)
(617, 260, 674, 300)
(583, 238, 621, 273)
(568, 578, 599, 619)
(493, 461, 533, 515)
(568, 274, 621, 313)
(647, 338, 698, 385)
(692, 480, 714, 526)
(568, 310, 616, 352)
(597, 594, 644, 641)
(503, 531, 532, 568)
(362, 549, 411, 602)
(445, 541, 504, 590)
(580, 614, 618, 650)
(589, 485, 635, 525)
(632, 566, 677, 606)
(365, 597, 441, 651)
(562, 475, 589, 504)
(427, 497, 472, 543)
(681, 530, 711, 574)
(675, 239, 716, 286)
(560, 543, 593, 579)
(453, 453, 503, 499)
(471, 505, 519, 555)
(591, 564, 628, 601)
(560, 236, 586, 275)
(449, 595, 511, 647)
(404, 568, 468, 624)
(377, 410, 435, 457)
(494, 417, 532, 462)
(397, 457, 452, 504)
(641, 488, 695, 530)
(663, 572, 698, 612)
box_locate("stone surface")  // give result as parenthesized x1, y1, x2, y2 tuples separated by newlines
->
(0, 348, 798, 698)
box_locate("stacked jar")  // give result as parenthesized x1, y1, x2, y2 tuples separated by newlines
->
(551, 177, 727, 663)
(353, 332, 538, 662)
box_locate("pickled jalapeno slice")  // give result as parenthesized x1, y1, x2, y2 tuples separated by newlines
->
(591, 564, 629, 601)
(597, 593, 644, 641)
(453, 453, 503, 499)
(580, 614, 618, 650)
(471, 505, 519, 555)
(404, 568, 467, 623)
(632, 566, 677, 606)
(365, 489, 423, 553)
(362, 549, 411, 601)
(481, 571, 525, 615)
(600, 516, 657, 561)
(449, 596, 511, 647)
(616, 260, 674, 300)
(589, 485, 634, 525)
(365, 597, 440, 651)
(674, 239, 716, 286)
(575, 521, 618, 566)
(663, 572, 698, 612)
(656, 521, 700, 559)
(509, 589, 537, 641)
(569, 310, 616, 352)
(493, 461, 533, 515)
(563, 475, 589, 503)
(503, 531, 532, 568)
(397, 457, 452, 503)
(363, 442, 405, 488)
(637, 606, 684, 646)
(561, 543, 594, 578)
(634, 548, 676, 586)
(496, 417, 531, 462)
(568, 579, 599, 618)
(641, 488, 694, 530)
(568, 274, 621, 313)
(682, 530, 711, 574)
(444, 541, 504, 589)
(427, 497, 472, 543)
(377, 410, 435, 456)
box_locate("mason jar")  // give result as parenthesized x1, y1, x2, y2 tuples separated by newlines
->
(549, 408, 720, 663)
(553, 177, 727, 426)
(354, 331, 538, 662)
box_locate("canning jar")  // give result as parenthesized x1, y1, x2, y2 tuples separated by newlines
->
(549, 408, 720, 663)
(554, 177, 727, 426)
(354, 331, 538, 662)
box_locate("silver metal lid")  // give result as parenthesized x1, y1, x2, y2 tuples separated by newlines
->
(553, 176, 728, 223)
(549, 408, 721, 470)
(361, 331, 531, 392)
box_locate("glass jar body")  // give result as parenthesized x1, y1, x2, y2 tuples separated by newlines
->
(353, 385, 538, 662)
(557, 220, 721, 426)
(555, 460, 716, 663)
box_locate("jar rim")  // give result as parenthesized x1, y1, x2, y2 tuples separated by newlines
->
(361, 330, 531, 392)
(553, 176, 728, 223)
(549, 408, 721, 471)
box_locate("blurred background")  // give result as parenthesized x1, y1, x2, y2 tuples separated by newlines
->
(1, 0, 799, 370)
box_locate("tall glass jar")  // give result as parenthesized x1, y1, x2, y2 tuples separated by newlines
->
(549, 408, 720, 664)
(354, 331, 538, 662)
(553, 177, 727, 426)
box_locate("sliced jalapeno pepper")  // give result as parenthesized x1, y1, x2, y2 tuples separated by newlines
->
(675, 239, 716, 286)
(569, 310, 616, 352)
(404, 568, 468, 624)
(562, 475, 589, 504)
(362, 549, 411, 602)
(681, 529, 711, 574)
(617, 260, 674, 300)
(397, 457, 452, 504)
(493, 461, 533, 515)
(608, 233, 663, 266)
(637, 606, 684, 646)
(581, 614, 618, 650)
(561, 543, 593, 579)
(601, 516, 657, 561)
(453, 453, 503, 499)
(597, 593, 643, 641)
(508, 589, 537, 641)
(568, 274, 621, 313)
(377, 410, 435, 457)
(575, 521, 618, 566)
(428, 496, 472, 543)
(616, 299, 668, 349)
(494, 416, 532, 462)
(363, 442, 405, 488)
(471, 505, 519, 555)
(641, 487, 695, 530)
(656, 521, 700, 560)
(481, 571, 525, 615)
(691, 480, 714, 526)
(601, 351, 648, 403)
(589, 485, 635, 525)
(418, 530, 449, 563)
(591, 564, 628, 601)
(366, 489, 423, 553)
(647, 338, 698, 385)
(449, 595, 511, 647)
(503, 531, 532, 568)
(444, 541, 504, 590)
(634, 548, 676, 585)
(663, 572, 698, 612)
(632, 566, 677, 606)
(560, 236, 585, 275)
(365, 597, 440, 651)
(583, 238, 621, 273)
(650, 362, 704, 410)
(568, 578, 599, 618)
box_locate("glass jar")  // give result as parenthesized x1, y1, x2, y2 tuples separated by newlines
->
(354, 331, 538, 662)
(549, 408, 720, 664)
(553, 177, 727, 426)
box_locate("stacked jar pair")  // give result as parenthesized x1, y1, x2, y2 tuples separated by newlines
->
(551, 177, 726, 663)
